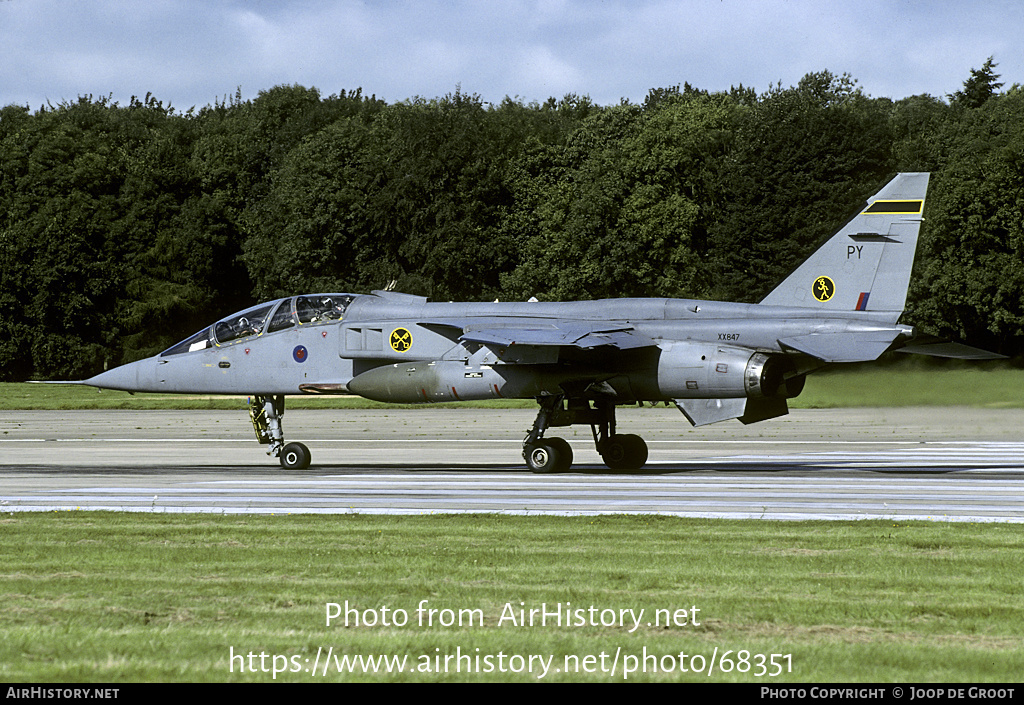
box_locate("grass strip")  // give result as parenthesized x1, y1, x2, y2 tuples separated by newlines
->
(1, 512, 1021, 682)
(792, 365, 1024, 410)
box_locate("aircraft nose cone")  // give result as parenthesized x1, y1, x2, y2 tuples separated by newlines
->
(85, 357, 159, 392)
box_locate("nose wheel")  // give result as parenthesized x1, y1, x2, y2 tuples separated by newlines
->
(249, 395, 312, 469)
(280, 442, 312, 470)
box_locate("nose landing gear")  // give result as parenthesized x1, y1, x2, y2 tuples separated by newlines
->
(249, 395, 312, 469)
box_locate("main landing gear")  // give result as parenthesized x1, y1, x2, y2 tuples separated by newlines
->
(523, 396, 649, 473)
(249, 395, 311, 469)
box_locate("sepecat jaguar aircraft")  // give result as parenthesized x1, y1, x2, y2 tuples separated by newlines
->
(78, 172, 1001, 471)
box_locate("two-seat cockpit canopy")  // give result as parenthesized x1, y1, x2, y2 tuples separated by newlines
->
(161, 294, 357, 356)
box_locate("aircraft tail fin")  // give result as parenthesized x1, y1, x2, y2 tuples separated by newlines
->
(759, 172, 929, 317)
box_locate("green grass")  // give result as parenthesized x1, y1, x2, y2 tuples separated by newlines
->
(5, 361, 1023, 410)
(791, 364, 1024, 410)
(1, 513, 1021, 682)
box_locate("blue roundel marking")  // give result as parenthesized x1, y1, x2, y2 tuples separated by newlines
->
(293, 345, 308, 363)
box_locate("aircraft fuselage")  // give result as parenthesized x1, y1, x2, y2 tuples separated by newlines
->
(76, 173, 999, 472)
(86, 293, 908, 400)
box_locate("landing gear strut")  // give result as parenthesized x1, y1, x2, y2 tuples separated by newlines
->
(249, 395, 311, 469)
(523, 396, 574, 473)
(523, 396, 648, 473)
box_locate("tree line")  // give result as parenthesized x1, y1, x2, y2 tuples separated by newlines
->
(1, 61, 1022, 380)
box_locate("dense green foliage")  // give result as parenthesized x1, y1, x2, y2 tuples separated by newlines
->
(2, 62, 1022, 380)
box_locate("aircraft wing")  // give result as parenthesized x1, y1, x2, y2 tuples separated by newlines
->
(894, 334, 1007, 360)
(778, 331, 1007, 362)
(777, 331, 903, 363)
(422, 320, 656, 350)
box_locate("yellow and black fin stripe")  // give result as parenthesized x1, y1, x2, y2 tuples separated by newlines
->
(862, 200, 924, 215)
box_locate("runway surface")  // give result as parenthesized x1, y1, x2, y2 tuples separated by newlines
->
(2, 407, 1023, 521)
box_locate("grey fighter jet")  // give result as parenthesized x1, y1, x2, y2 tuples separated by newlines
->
(80, 172, 1000, 471)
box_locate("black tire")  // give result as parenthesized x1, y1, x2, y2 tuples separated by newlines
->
(524, 437, 573, 473)
(280, 442, 312, 469)
(600, 433, 648, 471)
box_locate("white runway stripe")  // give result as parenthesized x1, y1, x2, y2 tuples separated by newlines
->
(5, 442, 1024, 522)
(5, 408, 1022, 520)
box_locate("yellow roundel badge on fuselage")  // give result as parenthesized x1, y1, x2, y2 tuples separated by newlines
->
(390, 327, 412, 352)
(813, 276, 835, 302)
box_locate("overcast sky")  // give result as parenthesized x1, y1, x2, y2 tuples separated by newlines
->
(2, 0, 1022, 112)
